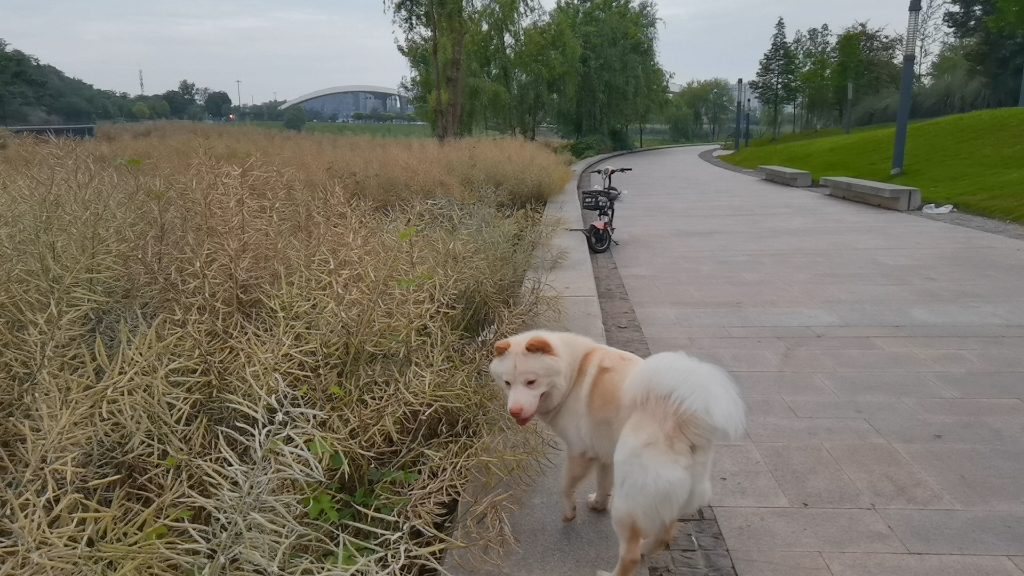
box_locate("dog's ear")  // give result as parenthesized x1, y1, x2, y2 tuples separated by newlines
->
(525, 336, 555, 355)
(494, 339, 512, 357)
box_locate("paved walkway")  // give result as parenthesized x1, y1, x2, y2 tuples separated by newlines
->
(612, 146, 1024, 576)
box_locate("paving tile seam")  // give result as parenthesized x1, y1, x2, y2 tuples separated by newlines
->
(749, 442, 793, 511)
(817, 441, 958, 514)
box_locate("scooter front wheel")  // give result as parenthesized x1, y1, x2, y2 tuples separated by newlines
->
(586, 224, 611, 253)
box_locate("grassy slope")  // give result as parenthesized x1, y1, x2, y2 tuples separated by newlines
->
(251, 120, 433, 138)
(724, 108, 1024, 222)
(740, 123, 892, 148)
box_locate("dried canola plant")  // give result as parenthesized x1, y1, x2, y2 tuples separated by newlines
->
(0, 123, 571, 575)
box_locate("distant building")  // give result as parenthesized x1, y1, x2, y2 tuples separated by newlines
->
(280, 85, 413, 119)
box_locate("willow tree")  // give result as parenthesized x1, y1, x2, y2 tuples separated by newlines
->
(547, 0, 668, 146)
(388, 0, 473, 140)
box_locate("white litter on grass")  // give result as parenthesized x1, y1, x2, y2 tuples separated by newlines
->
(922, 204, 956, 214)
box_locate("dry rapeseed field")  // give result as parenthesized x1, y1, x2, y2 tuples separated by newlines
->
(0, 123, 571, 574)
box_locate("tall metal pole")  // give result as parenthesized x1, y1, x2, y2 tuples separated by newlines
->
(892, 0, 922, 175)
(845, 81, 853, 135)
(1018, 63, 1024, 107)
(745, 98, 751, 147)
(735, 78, 743, 150)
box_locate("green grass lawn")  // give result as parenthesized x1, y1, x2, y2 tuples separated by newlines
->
(724, 108, 1024, 222)
(250, 120, 434, 138)
(731, 123, 893, 149)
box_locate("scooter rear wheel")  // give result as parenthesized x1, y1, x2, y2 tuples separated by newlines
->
(586, 224, 611, 253)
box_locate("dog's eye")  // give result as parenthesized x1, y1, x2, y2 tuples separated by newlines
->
(504, 380, 511, 387)
(526, 379, 537, 387)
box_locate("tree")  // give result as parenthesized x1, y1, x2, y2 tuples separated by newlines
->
(195, 86, 211, 105)
(161, 89, 188, 117)
(461, 0, 539, 135)
(283, 106, 307, 131)
(919, 40, 995, 114)
(132, 102, 151, 120)
(512, 19, 559, 139)
(750, 17, 799, 138)
(793, 24, 835, 129)
(387, 0, 474, 140)
(150, 98, 171, 118)
(0, 39, 42, 125)
(946, 0, 1024, 105)
(993, 0, 1024, 30)
(205, 91, 232, 118)
(831, 23, 903, 122)
(186, 104, 206, 121)
(704, 80, 734, 140)
(918, 0, 950, 77)
(177, 79, 197, 105)
(546, 0, 667, 146)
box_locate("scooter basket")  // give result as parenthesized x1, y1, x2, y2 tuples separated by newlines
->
(581, 192, 609, 212)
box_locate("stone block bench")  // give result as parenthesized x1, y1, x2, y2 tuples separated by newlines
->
(759, 165, 812, 187)
(819, 176, 922, 212)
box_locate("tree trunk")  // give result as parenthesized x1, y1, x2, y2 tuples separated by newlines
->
(429, 2, 446, 141)
(773, 100, 780, 139)
(446, 12, 466, 140)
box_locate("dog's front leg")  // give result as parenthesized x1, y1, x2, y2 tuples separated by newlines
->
(562, 454, 591, 522)
(588, 461, 613, 512)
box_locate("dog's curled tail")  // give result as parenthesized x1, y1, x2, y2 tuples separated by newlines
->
(624, 352, 747, 440)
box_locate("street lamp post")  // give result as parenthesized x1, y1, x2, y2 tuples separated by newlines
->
(1019, 63, 1024, 107)
(891, 0, 922, 175)
(735, 78, 743, 151)
(845, 81, 853, 135)
(745, 98, 751, 147)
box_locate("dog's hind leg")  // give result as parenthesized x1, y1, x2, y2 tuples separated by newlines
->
(640, 521, 676, 556)
(562, 453, 592, 522)
(640, 521, 675, 556)
(683, 445, 714, 513)
(597, 517, 643, 576)
(588, 461, 613, 512)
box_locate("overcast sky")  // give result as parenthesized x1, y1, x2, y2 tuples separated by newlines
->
(0, 0, 912, 104)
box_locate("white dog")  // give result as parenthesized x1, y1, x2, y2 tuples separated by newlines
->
(490, 330, 746, 576)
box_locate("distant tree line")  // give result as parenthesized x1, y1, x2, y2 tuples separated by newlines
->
(0, 38, 259, 126)
(349, 111, 419, 123)
(747, 0, 1024, 139)
(387, 0, 669, 149)
(662, 79, 743, 144)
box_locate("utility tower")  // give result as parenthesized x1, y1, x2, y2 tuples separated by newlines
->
(139, 66, 145, 95)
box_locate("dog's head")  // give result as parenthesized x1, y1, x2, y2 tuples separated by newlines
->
(489, 332, 565, 426)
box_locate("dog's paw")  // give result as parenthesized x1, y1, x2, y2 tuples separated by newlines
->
(587, 493, 609, 512)
(562, 505, 577, 523)
(596, 571, 613, 576)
